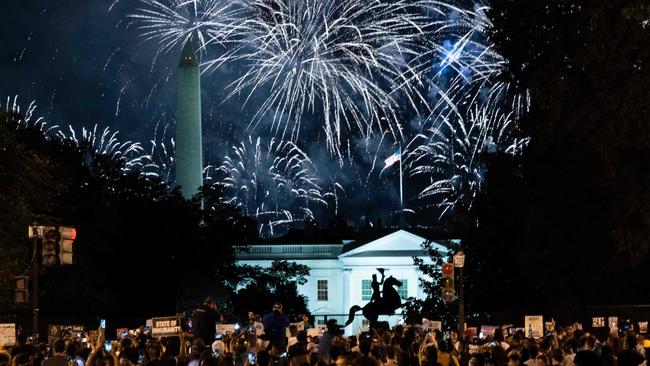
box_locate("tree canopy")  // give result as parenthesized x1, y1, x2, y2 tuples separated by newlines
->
(0, 108, 311, 325)
(466, 0, 650, 316)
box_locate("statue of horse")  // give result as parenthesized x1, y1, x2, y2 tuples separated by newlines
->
(344, 276, 403, 327)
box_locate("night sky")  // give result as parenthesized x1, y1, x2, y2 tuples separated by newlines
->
(0, 0, 510, 234)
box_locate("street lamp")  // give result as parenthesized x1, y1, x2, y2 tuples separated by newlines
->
(453, 251, 465, 338)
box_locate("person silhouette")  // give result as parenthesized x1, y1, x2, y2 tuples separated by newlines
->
(370, 268, 385, 303)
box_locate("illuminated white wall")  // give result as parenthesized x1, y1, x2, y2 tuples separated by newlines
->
(235, 230, 449, 334)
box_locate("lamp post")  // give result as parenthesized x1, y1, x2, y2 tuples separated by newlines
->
(453, 251, 465, 338)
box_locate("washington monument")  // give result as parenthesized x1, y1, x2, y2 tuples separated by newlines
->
(176, 42, 203, 199)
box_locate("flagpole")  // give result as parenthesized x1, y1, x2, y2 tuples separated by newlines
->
(399, 145, 403, 211)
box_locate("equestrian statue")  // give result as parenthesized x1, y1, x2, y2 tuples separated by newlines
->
(344, 268, 404, 328)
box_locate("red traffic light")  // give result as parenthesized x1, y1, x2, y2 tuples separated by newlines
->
(442, 263, 454, 276)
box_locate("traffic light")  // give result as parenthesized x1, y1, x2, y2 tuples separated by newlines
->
(14, 276, 29, 304)
(41, 226, 59, 266)
(441, 262, 456, 303)
(58, 226, 76, 265)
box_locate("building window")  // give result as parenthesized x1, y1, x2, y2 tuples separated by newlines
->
(362, 279, 408, 301)
(317, 280, 328, 301)
(362, 280, 372, 301)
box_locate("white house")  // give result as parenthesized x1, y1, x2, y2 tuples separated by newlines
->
(235, 229, 452, 333)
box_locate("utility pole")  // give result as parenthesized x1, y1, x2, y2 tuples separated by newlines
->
(31, 224, 40, 344)
(453, 251, 466, 338)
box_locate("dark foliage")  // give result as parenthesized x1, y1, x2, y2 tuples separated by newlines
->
(469, 0, 650, 318)
(0, 109, 307, 327)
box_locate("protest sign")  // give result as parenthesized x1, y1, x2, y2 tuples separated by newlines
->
(480, 325, 497, 338)
(47, 324, 85, 343)
(638, 321, 647, 334)
(151, 316, 181, 338)
(524, 315, 544, 339)
(608, 317, 618, 330)
(421, 318, 442, 332)
(592, 317, 605, 328)
(216, 324, 236, 335)
(0, 324, 16, 346)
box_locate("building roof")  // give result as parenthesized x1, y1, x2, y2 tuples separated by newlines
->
(339, 229, 450, 258)
(235, 228, 455, 261)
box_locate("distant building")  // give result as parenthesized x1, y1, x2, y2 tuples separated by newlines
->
(235, 229, 453, 333)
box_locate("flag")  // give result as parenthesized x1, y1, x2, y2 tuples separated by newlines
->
(384, 148, 401, 168)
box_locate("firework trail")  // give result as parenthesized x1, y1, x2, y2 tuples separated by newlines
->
(2, 96, 176, 179)
(126, 1, 531, 222)
(129, 0, 242, 54)
(3, 96, 54, 133)
(406, 98, 526, 218)
(209, 135, 328, 237)
(130, 1, 512, 155)
(217, 0, 457, 157)
(392, 5, 530, 218)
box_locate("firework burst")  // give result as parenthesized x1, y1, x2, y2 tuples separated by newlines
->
(217, 0, 468, 157)
(2, 96, 176, 178)
(129, 0, 241, 53)
(407, 99, 524, 218)
(210, 135, 327, 237)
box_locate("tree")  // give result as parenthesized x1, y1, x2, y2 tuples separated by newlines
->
(228, 260, 310, 321)
(403, 240, 459, 327)
(0, 107, 259, 323)
(484, 0, 650, 314)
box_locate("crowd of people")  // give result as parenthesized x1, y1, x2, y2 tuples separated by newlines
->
(1, 301, 648, 366)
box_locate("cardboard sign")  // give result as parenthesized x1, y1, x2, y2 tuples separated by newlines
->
(421, 318, 442, 332)
(638, 321, 647, 334)
(151, 316, 182, 338)
(592, 317, 605, 328)
(47, 325, 85, 343)
(0, 324, 16, 346)
(608, 317, 618, 330)
(480, 325, 497, 337)
(524, 315, 544, 339)
(216, 324, 236, 335)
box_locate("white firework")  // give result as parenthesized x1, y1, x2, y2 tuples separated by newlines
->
(2, 96, 175, 179)
(2, 96, 55, 133)
(217, 0, 475, 157)
(407, 100, 524, 218)
(130, 0, 241, 53)
(212, 135, 327, 237)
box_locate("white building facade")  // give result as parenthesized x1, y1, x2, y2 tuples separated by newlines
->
(235, 229, 450, 333)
